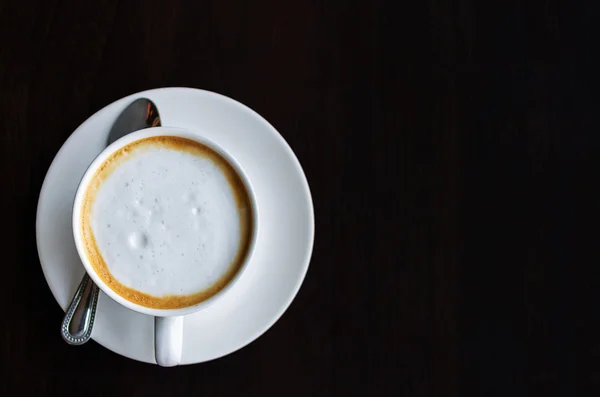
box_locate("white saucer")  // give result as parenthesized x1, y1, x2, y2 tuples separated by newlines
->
(36, 87, 314, 364)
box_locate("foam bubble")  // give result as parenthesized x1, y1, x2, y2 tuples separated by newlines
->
(128, 232, 148, 249)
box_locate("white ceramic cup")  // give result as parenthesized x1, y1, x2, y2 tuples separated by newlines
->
(72, 127, 258, 366)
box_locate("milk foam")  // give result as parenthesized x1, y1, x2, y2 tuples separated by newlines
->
(90, 143, 244, 297)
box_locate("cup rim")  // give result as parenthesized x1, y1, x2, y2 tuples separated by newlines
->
(72, 126, 259, 317)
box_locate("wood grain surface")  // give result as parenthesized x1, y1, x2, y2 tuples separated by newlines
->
(0, 0, 593, 396)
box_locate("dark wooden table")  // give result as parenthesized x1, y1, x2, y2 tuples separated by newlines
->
(0, 0, 594, 395)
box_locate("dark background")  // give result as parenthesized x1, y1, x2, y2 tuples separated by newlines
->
(0, 0, 596, 396)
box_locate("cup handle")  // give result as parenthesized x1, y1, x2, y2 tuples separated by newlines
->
(154, 316, 183, 367)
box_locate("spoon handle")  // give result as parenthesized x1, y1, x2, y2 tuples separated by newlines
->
(61, 274, 100, 345)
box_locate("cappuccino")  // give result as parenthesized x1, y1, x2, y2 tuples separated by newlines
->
(79, 136, 253, 309)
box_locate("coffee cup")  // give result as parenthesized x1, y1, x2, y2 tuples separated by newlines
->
(72, 127, 258, 366)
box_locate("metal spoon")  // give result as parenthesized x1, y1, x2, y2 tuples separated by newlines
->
(61, 98, 161, 345)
